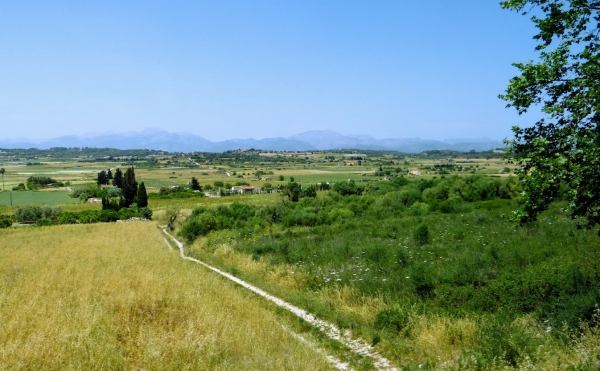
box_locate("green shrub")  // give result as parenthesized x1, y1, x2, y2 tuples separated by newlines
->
(409, 202, 429, 216)
(118, 208, 137, 220)
(333, 180, 363, 196)
(413, 223, 430, 245)
(0, 218, 12, 228)
(180, 213, 217, 241)
(302, 185, 317, 198)
(78, 210, 100, 224)
(328, 208, 354, 223)
(138, 207, 153, 220)
(58, 212, 77, 225)
(69, 183, 104, 198)
(98, 210, 119, 222)
(12, 183, 26, 191)
(412, 263, 436, 299)
(374, 308, 409, 332)
(107, 187, 122, 197)
(14, 206, 43, 222)
(36, 218, 54, 227)
(42, 205, 62, 220)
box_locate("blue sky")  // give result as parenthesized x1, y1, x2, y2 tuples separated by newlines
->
(0, 1, 540, 141)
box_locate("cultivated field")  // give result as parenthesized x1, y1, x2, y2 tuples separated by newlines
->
(0, 222, 333, 370)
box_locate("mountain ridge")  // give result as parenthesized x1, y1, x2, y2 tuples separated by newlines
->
(0, 129, 505, 153)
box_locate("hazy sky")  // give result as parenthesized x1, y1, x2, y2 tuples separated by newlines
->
(1, 1, 541, 141)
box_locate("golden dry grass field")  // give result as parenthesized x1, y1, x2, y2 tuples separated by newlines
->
(0, 222, 334, 370)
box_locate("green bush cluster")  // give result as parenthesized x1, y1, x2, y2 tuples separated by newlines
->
(13, 205, 151, 226)
(150, 186, 204, 199)
(180, 202, 265, 241)
(0, 215, 12, 228)
(14, 206, 44, 222)
(12, 183, 26, 191)
(26, 176, 64, 190)
(69, 183, 106, 199)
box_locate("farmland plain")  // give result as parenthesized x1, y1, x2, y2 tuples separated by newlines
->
(4, 148, 599, 370)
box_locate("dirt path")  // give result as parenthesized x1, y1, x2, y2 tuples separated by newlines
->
(162, 229, 398, 371)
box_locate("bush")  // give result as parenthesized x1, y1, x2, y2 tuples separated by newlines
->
(398, 187, 421, 206)
(118, 208, 137, 220)
(12, 183, 26, 191)
(412, 263, 436, 299)
(138, 207, 153, 220)
(180, 213, 217, 241)
(78, 210, 100, 224)
(328, 208, 354, 222)
(58, 212, 77, 225)
(409, 202, 429, 216)
(0, 218, 12, 228)
(98, 210, 119, 222)
(36, 218, 54, 227)
(107, 187, 122, 197)
(42, 205, 62, 220)
(374, 308, 409, 332)
(413, 223, 430, 245)
(14, 206, 43, 222)
(69, 183, 104, 199)
(333, 180, 363, 196)
(26, 176, 57, 187)
(302, 185, 317, 198)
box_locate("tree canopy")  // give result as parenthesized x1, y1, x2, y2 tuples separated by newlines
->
(500, 0, 600, 232)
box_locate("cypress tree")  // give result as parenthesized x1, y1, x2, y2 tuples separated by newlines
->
(136, 181, 148, 208)
(191, 177, 201, 191)
(97, 171, 108, 185)
(122, 167, 137, 208)
(107, 169, 113, 180)
(113, 168, 123, 188)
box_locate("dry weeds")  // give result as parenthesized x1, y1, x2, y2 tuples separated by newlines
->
(0, 223, 333, 370)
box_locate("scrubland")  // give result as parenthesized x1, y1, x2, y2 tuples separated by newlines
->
(179, 175, 600, 370)
(0, 223, 333, 370)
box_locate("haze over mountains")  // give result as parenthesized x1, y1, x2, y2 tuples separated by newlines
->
(0, 128, 505, 153)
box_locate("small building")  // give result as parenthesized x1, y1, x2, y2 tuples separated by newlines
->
(232, 186, 260, 194)
(409, 170, 422, 176)
(261, 177, 272, 181)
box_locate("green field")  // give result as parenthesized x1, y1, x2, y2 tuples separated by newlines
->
(0, 190, 79, 207)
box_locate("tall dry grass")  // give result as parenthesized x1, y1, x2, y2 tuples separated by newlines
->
(0, 223, 333, 370)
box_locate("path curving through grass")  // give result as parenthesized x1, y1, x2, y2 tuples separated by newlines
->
(162, 229, 399, 371)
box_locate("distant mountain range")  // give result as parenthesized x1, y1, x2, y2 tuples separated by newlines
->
(0, 128, 505, 153)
